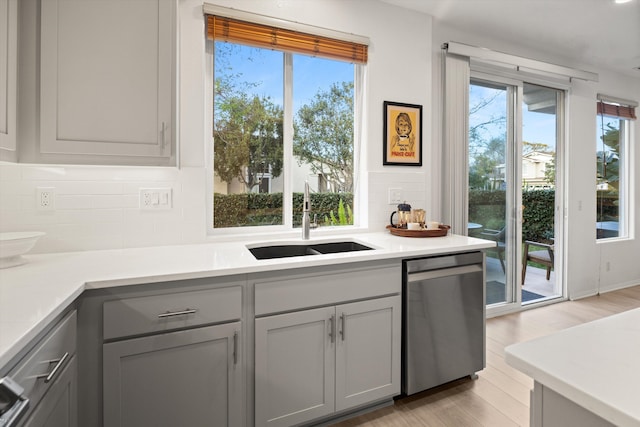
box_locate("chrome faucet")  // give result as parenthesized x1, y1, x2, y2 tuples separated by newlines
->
(302, 182, 317, 240)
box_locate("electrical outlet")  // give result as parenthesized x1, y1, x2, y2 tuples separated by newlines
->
(36, 187, 55, 211)
(388, 188, 402, 205)
(139, 188, 172, 210)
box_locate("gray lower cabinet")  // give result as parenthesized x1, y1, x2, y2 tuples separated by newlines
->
(20, 357, 77, 427)
(77, 280, 245, 427)
(2, 310, 78, 427)
(75, 263, 401, 427)
(103, 321, 242, 427)
(98, 284, 244, 427)
(254, 295, 401, 427)
(255, 306, 335, 426)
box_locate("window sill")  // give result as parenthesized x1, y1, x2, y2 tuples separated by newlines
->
(596, 236, 634, 244)
(205, 225, 371, 244)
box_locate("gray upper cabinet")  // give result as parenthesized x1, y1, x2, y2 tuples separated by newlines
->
(39, 0, 175, 166)
(0, 0, 17, 161)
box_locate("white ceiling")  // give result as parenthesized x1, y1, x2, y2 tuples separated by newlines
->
(379, 0, 640, 79)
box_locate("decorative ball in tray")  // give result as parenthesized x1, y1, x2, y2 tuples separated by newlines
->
(386, 224, 450, 237)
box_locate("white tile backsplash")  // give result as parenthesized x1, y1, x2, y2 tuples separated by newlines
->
(368, 171, 428, 231)
(56, 195, 93, 210)
(0, 164, 431, 253)
(0, 163, 207, 253)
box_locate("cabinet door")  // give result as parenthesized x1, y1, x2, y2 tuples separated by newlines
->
(0, 0, 17, 160)
(40, 0, 174, 164)
(335, 296, 401, 411)
(103, 322, 242, 427)
(21, 356, 78, 427)
(255, 307, 335, 427)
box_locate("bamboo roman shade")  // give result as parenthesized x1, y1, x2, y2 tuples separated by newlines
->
(597, 101, 637, 120)
(206, 15, 368, 64)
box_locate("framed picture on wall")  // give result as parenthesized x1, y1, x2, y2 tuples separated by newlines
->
(383, 101, 423, 166)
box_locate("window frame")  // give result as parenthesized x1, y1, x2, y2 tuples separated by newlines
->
(596, 107, 633, 242)
(464, 68, 568, 316)
(205, 36, 365, 237)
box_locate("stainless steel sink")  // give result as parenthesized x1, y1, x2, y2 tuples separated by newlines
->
(248, 241, 373, 260)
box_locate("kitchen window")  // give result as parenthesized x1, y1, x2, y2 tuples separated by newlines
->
(205, 10, 367, 232)
(596, 95, 636, 240)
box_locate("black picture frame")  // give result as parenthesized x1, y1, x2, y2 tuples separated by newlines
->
(383, 101, 423, 166)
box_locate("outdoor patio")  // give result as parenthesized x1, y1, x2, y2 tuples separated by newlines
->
(485, 255, 558, 305)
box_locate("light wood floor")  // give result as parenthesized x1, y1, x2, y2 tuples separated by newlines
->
(332, 284, 640, 427)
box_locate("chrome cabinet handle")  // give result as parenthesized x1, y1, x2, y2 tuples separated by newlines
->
(329, 315, 335, 343)
(36, 352, 69, 384)
(233, 331, 238, 365)
(340, 313, 346, 341)
(157, 308, 197, 318)
(161, 121, 166, 149)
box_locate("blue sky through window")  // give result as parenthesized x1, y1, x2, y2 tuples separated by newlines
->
(215, 42, 353, 116)
(469, 84, 557, 150)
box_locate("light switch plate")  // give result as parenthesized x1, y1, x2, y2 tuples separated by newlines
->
(139, 188, 172, 210)
(388, 188, 402, 205)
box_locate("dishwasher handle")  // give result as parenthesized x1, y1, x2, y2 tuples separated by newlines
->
(405, 252, 483, 273)
(407, 264, 482, 283)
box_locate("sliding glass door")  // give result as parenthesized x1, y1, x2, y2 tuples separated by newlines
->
(470, 77, 563, 308)
(469, 79, 515, 306)
(521, 83, 562, 303)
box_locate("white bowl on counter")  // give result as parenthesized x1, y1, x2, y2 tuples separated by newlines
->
(0, 232, 46, 269)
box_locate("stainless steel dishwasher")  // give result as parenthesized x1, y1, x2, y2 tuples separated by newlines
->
(402, 251, 485, 395)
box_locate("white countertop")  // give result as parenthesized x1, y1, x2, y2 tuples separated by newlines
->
(505, 308, 640, 427)
(0, 231, 493, 370)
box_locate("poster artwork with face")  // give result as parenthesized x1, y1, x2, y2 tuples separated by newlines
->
(383, 101, 422, 166)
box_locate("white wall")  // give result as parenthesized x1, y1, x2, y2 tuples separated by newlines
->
(0, 0, 432, 252)
(0, 164, 207, 251)
(2, 0, 638, 299)
(431, 20, 640, 299)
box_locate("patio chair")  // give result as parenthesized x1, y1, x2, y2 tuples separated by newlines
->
(522, 240, 554, 284)
(480, 227, 505, 272)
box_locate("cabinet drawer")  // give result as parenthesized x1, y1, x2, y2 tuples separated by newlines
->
(19, 356, 77, 427)
(103, 286, 242, 340)
(254, 263, 401, 316)
(10, 310, 77, 414)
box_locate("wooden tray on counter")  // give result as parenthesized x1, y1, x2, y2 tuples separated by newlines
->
(386, 224, 451, 237)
